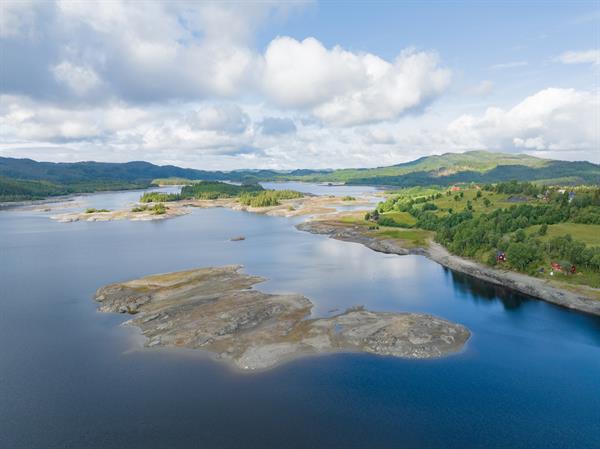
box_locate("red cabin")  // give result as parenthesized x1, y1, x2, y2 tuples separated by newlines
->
(551, 262, 562, 272)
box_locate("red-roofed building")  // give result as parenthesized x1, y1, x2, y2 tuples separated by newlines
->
(551, 262, 562, 272)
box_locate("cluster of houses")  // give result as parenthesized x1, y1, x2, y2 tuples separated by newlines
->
(537, 189, 576, 203)
(550, 261, 577, 275)
(495, 250, 576, 274)
(449, 184, 481, 192)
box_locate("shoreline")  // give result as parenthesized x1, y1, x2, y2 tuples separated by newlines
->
(297, 219, 600, 317)
(0, 186, 159, 210)
(49, 195, 373, 222)
(28, 183, 600, 316)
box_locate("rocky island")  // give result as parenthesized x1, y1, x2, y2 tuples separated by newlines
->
(95, 266, 470, 370)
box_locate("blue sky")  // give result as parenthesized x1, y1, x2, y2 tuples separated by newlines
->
(266, 2, 598, 105)
(0, 1, 598, 168)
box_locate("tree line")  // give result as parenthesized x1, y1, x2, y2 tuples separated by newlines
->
(370, 182, 600, 276)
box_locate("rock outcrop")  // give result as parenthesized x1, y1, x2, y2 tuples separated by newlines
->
(95, 266, 470, 370)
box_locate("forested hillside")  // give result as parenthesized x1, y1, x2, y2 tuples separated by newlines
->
(1, 151, 598, 202)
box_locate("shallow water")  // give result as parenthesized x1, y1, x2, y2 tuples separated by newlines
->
(1, 186, 599, 449)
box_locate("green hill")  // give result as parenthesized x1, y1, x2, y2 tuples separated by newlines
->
(294, 151, 600, 186)
(1, 151, 598, 202)
(0, 157, 238, 184)
(0, 157, 277, 202)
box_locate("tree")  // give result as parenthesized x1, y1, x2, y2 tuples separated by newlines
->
(483, 197, 491, 207)
(507, 241, 539, 272)
(538, 224, 548, 236)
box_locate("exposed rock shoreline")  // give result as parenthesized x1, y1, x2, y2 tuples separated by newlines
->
(52, 195, 372, 222)
(297, 219, 600, 317)
(95, 266, 470, 371)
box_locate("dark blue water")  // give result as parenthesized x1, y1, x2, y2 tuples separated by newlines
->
(1, 187, 599, 449)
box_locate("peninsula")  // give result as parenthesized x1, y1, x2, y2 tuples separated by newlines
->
(298, 215, 600, 316)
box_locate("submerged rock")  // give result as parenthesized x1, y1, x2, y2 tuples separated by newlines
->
(95, 266, 470, 370)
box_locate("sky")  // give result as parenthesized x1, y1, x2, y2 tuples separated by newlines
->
(0, 0, 599, 169)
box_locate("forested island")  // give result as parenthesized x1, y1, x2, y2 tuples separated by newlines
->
(139, 181, 304, 207)
(49, 180, 368, 222)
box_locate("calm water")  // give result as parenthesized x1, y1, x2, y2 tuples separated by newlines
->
(1, 185, 599, 449)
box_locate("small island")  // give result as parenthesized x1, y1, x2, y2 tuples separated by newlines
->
(95, 266, 470, 370)
(52, 180, 372, 222)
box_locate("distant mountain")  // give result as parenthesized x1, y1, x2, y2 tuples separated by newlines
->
(0, 157, 232, 184)
(1, 151, 598, 202)
(294, 151, 600, 186)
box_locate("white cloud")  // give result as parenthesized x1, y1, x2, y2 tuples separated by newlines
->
(446, 88, 599, 153)
(262, 37, 367, 108)
(259, 117, 297, 135)
(1, 1, 598, 168)
(185, 104, 249, 134)
(2, 87, 598, 169)
(361, 128, 396, 145)
(52, 62, 102, 96)
(0, 0, 39, 38)
(263, 38, 451, 126)
(0, 95, 149, 141)
(556, 49, 600, 65)
(1, 1, 448, 129)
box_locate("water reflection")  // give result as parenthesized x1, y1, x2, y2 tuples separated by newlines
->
(445, 268, 530, 310)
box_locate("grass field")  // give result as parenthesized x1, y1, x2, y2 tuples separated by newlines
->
(339, 214, 370, 225)
(373, 228, 433, 248)
(383, 185, 535, 217)
(335, 212, 431, 248)
(379, 211, 417, 226)
(527, 223, 600, 247)
(542, 270, 600, 289)
(426, 189, 524, 215)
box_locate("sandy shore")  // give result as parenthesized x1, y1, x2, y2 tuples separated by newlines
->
(51, 206, 190, 222)
(51, 195, 372, 223)
(95, 266, 470, 371)
(297, 219, 600, 317)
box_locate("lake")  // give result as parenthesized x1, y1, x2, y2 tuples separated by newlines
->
(1, 184, 599, 449)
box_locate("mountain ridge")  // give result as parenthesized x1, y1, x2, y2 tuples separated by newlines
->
(1, 151, 598, 201)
